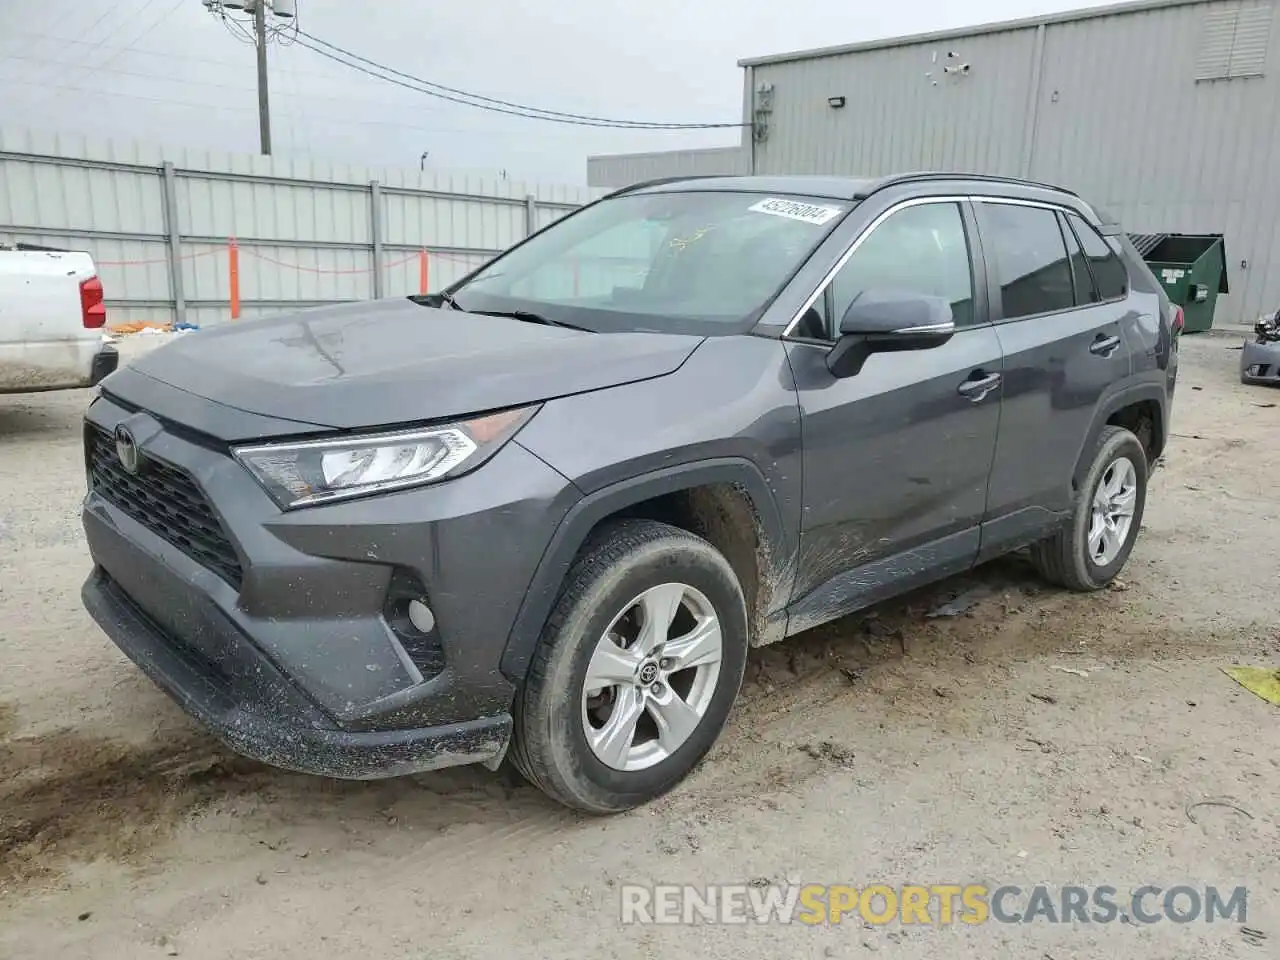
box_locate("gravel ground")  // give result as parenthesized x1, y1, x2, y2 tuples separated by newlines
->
(0, 333, 1277, 959)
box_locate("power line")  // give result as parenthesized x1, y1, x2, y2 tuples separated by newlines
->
(67, 0, 181, 91)
(73, 6, 121, 39)
(0, 31, 340, 79)
(1, 75, 269, 114)
(16, 0, 146, 91)
(0, 74, 597, 140)
(84, 0, 163, 52)
(46, 0, 188, 105)
(294, 31, 745, 129)
(291, 30, 747, 130)
(0, 53, 405, 108)
(0, 64, 394, 114)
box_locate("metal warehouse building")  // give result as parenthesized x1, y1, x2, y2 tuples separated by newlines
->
(588, 0, 1280, 325)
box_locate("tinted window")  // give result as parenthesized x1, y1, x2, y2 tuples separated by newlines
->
(981, 203, 1075, 319)
(1059, 212, 1097, 305)
(1068, 213, 1128, 300)
(823, 202, 975, 335)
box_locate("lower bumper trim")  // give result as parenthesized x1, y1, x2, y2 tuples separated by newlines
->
(82, 570, 512, 779)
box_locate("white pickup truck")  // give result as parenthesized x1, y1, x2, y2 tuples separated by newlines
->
(0, 245, 119, 393)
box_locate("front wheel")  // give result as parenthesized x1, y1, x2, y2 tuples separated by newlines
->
(510, 519, 748, 813)
(1031, 425, 1149, 591)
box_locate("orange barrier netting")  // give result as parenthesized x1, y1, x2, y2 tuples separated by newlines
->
(95, 245, 481, 270)
(95, 248, 223, 267)
(241, 248, 424, 274)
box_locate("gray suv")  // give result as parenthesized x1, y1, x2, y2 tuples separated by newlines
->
(81, 173, 1178, 813)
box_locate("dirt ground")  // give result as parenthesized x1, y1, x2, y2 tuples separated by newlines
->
(0, 333, 1276, 959)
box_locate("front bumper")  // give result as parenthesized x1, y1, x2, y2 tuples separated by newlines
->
(1241, 338, 1280, 386)
(83, 568, 511, 777)
(80, 389, 580, 778)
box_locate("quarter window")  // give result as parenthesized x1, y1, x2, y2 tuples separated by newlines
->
(1067, 213, 1128, 301)
(979, 203, 1075, 319)
(808, 202, 975, 337)
(1059, 212, 1097, 305)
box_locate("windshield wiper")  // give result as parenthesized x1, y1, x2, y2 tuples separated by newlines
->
(470, 309, 593, 333)
(410, 293, 591, 332)
(409, 290, 464, 310)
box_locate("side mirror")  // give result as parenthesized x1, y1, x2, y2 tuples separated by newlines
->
(827, 290, 956, 378)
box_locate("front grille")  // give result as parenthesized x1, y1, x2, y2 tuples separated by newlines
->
(87, 425, 244, 588)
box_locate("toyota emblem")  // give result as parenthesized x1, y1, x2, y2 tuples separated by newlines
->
(114, 424, 140, 474)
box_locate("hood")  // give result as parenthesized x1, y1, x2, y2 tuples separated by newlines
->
(130, 299, 703, 430)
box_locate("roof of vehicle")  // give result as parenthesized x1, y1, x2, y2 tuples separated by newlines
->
(617, 171, 1080, 202)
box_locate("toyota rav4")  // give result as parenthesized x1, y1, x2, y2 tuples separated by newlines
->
(81, 173, 1178, 813)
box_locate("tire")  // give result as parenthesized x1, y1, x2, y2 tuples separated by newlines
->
(510, 519, 749, 814)
(1030, 425, 1149, 591)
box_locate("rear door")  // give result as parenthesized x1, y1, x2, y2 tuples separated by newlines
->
(784, 198, 1004, 625)
(975, 199, 1132, 560)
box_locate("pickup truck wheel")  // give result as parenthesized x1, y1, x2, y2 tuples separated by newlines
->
(1031, 425, 1148, 591)
(510, 519, 748, 814)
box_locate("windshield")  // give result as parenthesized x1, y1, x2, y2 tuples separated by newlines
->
(449, 190, 853, 335)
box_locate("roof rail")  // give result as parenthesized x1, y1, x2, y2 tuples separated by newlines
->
(863, 171, 1080, 198)
(601, 174, 729, 199)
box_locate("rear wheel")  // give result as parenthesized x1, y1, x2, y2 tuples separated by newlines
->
(1031, 425, 1148, 591)
(510, 519, 748, 813)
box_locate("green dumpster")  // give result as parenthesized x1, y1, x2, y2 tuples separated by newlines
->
(1128, 233, 1229, 333)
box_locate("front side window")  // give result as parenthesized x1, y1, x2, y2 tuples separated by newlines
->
(450, 190, 852, 335)
(980, 203, 1075, 319)
(801, 201, 974, 338)
(1067, 213, 1128, 301)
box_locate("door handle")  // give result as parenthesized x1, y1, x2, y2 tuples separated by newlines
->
(957, 371, 1001, 402)
(1090, 334, 1122, 358)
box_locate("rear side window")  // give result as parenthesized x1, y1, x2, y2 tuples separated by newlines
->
(979, 203, 1075, 319)
(1067, 213, 1128, 301)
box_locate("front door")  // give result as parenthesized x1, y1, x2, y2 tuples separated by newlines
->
(785, 198, 1003, 632)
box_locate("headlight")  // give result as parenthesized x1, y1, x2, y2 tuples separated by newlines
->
(233, 406, 538, 509)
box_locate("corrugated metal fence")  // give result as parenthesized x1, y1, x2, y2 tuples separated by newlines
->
(0, 128, 603, 329)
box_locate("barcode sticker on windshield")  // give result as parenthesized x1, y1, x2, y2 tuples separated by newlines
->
(748, 197, 845, 225)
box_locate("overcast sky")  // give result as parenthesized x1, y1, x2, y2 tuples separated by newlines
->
(1, 0, 1101, 183)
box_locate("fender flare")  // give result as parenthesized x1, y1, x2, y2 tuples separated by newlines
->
(499, 457, 790, 682)
(1071, 381, 1168, 490)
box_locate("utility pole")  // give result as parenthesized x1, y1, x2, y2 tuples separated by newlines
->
(202, 1, 294, 156)
(254, 0, 271, 155)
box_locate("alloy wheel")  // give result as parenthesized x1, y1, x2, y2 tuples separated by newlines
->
(581, 582, 723, 772)
(1088, 456, 1138, 566)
